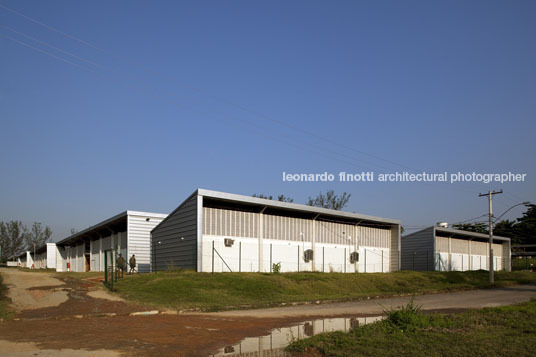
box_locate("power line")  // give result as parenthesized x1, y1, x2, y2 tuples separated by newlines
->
(1, 3, 529, 202)
(1, 34, 99, 75)
(1, 25, 102, 68)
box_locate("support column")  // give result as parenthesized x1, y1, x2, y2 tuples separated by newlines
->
(99, 236, 103, 272)
(258, 207, 266, 272)
(468, 239, 472, 271)
(448, 236, 452, 271)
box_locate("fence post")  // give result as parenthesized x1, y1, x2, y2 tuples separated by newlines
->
(344, 248, 346, 273)
(270, 244, 272, 273)
(381, 250, 384, 273)
(239, 242, 242, 273)
(212, 241, 214, 274)
(322, 247, 325, 273)
(297, 246, 300, 272)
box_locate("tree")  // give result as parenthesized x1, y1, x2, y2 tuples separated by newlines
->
(511, 204, 536, 244)
(454, 204, 535, 245)
(252, 194, 294, 203)
(307, 190, 351, 210)
(24, 222, 53, 252)
(451, 222, 488, 234)
(0, 221, 28, 262)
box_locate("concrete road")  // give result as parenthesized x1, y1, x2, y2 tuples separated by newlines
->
(207, 284, 536, 318)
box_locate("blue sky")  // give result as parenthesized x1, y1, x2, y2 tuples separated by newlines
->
(1, 0, 535, 240)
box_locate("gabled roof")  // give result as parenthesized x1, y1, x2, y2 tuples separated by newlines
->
(56, 210, 167, 247)
(154, 188, 401, 231)
(404, 226, 510, 243)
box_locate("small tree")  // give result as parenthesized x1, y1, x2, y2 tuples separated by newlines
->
(452, 222, 488, 234)
(253, 194, 294, 203)
(24, 222, 53, 252)
(307, 190, 351, 210)
(0, 221, 29, 262)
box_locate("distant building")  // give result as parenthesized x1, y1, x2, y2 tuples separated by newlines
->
(151, 189, 402, 273)
(54, 211, 167, 272)
(401, 225, 511, 272)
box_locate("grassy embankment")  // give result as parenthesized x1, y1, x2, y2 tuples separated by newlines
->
(111, 270, 536, 311)
(0, 274, 12, 320)
(286, 298, 536, 356)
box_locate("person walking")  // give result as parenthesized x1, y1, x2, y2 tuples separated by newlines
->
(129, 254, 136, 275)
(116, 253, 125, 278)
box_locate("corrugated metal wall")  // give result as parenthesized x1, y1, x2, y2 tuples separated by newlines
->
(127, 214, 165, 272)
(401, 227, 434, 271)
(436, 237, 503, 257)
(203, 207, 391, 248)
(152, 194, 198, 271)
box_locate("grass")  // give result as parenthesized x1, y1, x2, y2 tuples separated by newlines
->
(109, 270, 536, 311)
(512, 257, 536, 271)
(286, 298, 536, 356)
(0, 274, 13, 320)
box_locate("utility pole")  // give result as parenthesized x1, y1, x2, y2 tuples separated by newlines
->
(479, 190, 502, 284)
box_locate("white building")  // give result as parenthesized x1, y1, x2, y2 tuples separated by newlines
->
(55, 211, 167, 272)
(401, 225, 511, 272)
(151, 189, 402, 273)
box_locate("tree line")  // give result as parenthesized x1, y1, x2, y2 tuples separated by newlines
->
(253, 190, 351, 211)
(0, 221, 53, 263)
(453, 204, 536, 245)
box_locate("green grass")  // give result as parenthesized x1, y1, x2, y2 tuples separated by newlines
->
(0, 274, 13, 320)
(286, 298, 536, 356)
(110, 270, 536, 311)
(512, 257, 536, 271)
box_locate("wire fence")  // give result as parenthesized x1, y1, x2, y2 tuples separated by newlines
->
(401, 251, 509, 272)
(210, 240, 390, 273)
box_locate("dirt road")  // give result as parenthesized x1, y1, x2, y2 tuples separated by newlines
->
(207, 284, 536, 318)
(1, 268, 535, 356)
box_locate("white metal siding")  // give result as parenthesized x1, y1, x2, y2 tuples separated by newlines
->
(127, 214, 166, 272)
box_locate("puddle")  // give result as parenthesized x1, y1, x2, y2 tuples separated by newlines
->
(213, 316, 383, 356)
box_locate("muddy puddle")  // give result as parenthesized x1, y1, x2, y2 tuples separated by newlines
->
(212, 315, 383, 356)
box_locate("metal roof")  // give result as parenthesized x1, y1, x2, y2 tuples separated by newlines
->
(56, 210, 167, 247)
(158, 188, 400, 228)
(405, 226, 510, 242)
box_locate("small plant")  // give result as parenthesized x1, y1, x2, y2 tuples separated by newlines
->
(272, 262, 281, 273)
(383, 297, 429, 332)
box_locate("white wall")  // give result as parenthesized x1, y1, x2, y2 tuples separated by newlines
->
(127, 213, 166, 273)
(201, 235, 391, 273)
(46, 243, 56, 269)
(435, 253, 505, 272)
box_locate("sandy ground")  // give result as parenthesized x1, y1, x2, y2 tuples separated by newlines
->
(2, 269, 68, 311)
(0, 340, 119, 357)
(1, 268, 535, 356)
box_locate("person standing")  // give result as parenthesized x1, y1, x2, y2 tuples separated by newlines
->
(116, 253, 125, 278)
(129, 254, 136, 274)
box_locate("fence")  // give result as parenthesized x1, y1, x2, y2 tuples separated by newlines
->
(512, 256, 536, 271)
(401, 251, 509, 272)
(207, 239, 391, 273)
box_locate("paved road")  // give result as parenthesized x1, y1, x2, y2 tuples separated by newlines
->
(207, 284, 536, 318)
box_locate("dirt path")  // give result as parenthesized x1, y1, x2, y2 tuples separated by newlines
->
(205, 284, 536, 318)
(1, 268, 535, 356)
(2, 269, 68, 311)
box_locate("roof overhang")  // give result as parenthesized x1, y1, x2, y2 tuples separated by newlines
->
(56, 210, 166, 247)
(197, 189, 401, 226)
(434, 226, 510, 243)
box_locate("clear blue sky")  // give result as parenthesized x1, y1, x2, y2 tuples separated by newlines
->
(1, 0, 535, 240)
